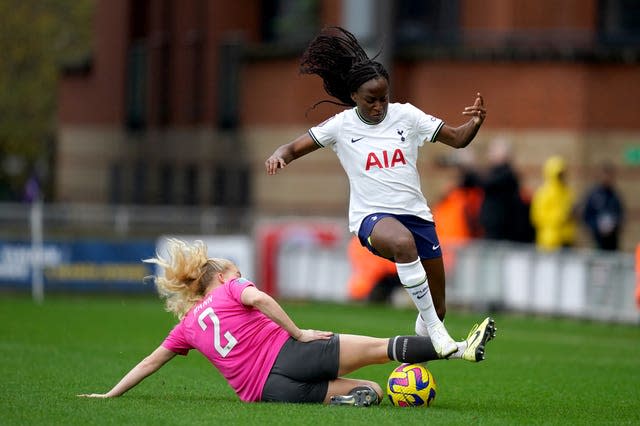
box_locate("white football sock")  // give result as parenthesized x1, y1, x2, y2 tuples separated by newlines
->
(395, 259, 443, 332)
(415, 313, 430, 336)
(448, 341, 466, 359)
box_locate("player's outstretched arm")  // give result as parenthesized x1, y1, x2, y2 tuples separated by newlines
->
(436, 92, 486, 149)
(78, 346, 176, 398)
(265, 133, 319, 175)
(241, 286, 333, 342)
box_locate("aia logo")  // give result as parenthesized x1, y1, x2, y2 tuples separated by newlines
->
(365, 149, 407, 171)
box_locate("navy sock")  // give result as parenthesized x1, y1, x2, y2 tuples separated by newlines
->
(387, 336, 439, 363)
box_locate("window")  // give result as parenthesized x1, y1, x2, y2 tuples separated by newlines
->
(395, 0, 460, 47)
(109, 163, 123, 204)
(125, 42, 148, 131)
(133, 159, 147, 204)
(260, 0, 319, 45)
(212, 164, 250, 207)
(184, 164, 198, 205)
(126, 0, 150, 131)
(217, 41, 242, 129)
(158, 163, 174, 205)
(599, 0, 640, 45)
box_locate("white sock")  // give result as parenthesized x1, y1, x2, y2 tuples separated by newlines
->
(448, 342, 466, 359)
(396, 259, 442, 331)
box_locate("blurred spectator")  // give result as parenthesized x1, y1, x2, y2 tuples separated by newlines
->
(479, 137, 533, 243)
(347, 235, 400, 303)
(22, 170, 41, 203)
(530, 156, 577, 251)
(580, 162, 624, 251)
(433, 159, 483, 272)
(434, 153, 484, 242)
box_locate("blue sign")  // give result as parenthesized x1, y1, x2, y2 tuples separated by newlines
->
(0, 240, 156, 292)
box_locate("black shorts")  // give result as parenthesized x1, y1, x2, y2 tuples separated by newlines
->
(261, 334, 340, 403)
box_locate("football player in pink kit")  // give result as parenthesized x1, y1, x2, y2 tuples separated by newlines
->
(265, 27, 487, 358)
(79, 239, 495, 406)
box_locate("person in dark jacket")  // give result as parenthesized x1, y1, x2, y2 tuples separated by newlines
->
(479, 138, 533, 243)
(581, 162, 624, 251)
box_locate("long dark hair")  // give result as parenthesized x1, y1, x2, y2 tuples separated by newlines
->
(300, 26, 389, 108)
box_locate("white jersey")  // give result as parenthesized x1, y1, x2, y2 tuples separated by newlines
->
(309, 102, 444, 233)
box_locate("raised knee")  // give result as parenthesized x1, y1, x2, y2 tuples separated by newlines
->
(389, 234, 416, 259)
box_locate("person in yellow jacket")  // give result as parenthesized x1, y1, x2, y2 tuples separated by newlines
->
(530, 156, 577, 250)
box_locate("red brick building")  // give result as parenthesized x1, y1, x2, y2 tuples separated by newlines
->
(57, 0, 640, 250)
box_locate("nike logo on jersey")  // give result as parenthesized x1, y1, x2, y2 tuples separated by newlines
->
(432, 244, 440, 250)
(351, 137, 364, 143)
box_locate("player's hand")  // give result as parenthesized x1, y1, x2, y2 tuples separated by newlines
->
(265, 155, 287, 175)
(77, 393, 111, 398)
(296, 329, 333, 342)
(462, 92, 486, 126)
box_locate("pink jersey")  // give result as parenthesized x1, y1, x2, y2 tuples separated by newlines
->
(161, 278, 291, 402)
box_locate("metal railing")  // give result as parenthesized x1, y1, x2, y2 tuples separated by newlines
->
(0, 202, 253, 240)
(448, 241, 638, 324)
(276, 239, 639, 324)
(2, 202, 638, 324)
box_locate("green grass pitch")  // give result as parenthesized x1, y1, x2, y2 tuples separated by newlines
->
(1, 293, 639, 425)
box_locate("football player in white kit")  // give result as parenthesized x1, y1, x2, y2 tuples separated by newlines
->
(265, 27, 489, 358)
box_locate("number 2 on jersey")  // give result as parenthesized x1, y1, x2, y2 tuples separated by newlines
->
(197, 307, 237, 357)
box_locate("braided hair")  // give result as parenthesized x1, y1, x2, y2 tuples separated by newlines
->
(300, 26, 389, 108)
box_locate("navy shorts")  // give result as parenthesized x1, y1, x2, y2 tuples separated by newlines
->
(357, 213, 442, 261)
(261, 334, 340, 403)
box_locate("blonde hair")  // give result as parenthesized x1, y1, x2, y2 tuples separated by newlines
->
(144, 238, 234, 319)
